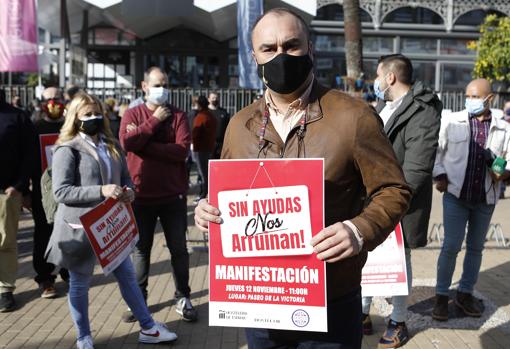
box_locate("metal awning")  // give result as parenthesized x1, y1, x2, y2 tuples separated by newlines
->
(36, 0, 316, 42)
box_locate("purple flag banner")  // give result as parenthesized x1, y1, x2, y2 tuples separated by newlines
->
(0, 0, 38, 72)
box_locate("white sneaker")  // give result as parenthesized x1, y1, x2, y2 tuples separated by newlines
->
(77, 335, 94, 349)
(139, 321, 178, 344)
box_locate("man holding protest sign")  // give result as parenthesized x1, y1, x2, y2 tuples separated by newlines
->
(195, 8, 411, 348)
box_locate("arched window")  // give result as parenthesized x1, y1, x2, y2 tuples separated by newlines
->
(383, 7, 444, 25)
(315, 4, 372, 23)
(455, 9, 506, 26)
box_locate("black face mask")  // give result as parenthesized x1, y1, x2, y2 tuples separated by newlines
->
(257, 53, 313, 94)
(78, 118, 103, 136)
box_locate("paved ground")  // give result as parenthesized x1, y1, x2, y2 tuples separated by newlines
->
(1, 188, 509, 349)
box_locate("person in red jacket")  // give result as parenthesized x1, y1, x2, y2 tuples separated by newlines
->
(192, 96, 217, 201)
(119, 66, 197, 323)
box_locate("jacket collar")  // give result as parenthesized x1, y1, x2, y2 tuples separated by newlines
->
(246, 80, 325, 145)
(452, 109, 508, 131)
(59, 135, 108, 184)
(378, 90, 416, 136)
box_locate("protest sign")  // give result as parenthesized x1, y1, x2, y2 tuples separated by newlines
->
(361, 224, 408, 297)
(79, 197, 138, 275)
(209, 159, 327, 332)
(39, 133, 59, 172)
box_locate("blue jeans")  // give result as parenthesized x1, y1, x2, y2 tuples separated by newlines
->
(436, 193, 495, 296)
(68, 257, 154, 340)
(245, 288, 362, 349)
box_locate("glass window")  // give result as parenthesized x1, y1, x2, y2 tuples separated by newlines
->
(208, 56, 220, 88)
(401, 37, 437, 54)
(315, 4, 372, 22)
(314, 35, 345, 52)
(363, 37, 393, 53)
(228, 54, 239, 76)
(440, 39, 474, 55)
(413, 61, 436, 89)
(315, 57, 346, 88)
(440, 63, 474, 90)
(229, 38, 238, 49)
(93, 63, 104, 78)
(94, 28, 119, 45)
(384, 7, 443, 24)
(89, 28, 136, 46)
(455, 10, 505, 26)
(363, 60, 378, 79)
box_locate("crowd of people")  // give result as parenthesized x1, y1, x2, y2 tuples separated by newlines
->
(0, 7, 509, 349)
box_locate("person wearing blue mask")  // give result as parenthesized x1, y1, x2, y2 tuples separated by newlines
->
(119, 67, 197, 323)
(432, 79, 510, 321)
(363, 54, 442, 349)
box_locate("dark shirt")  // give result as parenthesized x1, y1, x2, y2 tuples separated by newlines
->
(0, 103, 36, 194)
(209, 107, 230, 158)
(108, 115, 121, 140)
(460, 114, 491, 203)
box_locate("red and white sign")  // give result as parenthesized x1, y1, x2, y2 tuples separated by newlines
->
(209, 159, 327, 332)
(39, 133, 59, 172)
(361, 224, 408, 297)
(79, 197, 139, 275)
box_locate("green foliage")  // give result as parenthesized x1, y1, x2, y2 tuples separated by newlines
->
(468, 15, 510, 83)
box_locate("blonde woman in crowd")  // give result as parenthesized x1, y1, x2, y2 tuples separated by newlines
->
(45, 93, 177, 349)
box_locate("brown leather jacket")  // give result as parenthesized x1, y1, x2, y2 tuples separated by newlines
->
(222, 81, 411, 300)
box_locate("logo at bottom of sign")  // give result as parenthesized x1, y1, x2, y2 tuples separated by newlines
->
(291, 309, 310, 327)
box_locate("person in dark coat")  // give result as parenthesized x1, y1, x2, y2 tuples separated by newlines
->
(362, 54, 442, 348)
(31, 87, 69, 299)
(207, 92, 229, 159)
(0, 89, 35, 312)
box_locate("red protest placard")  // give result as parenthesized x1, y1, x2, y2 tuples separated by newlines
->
(40, 133, 59, 172)
(361, 223, 408, 297)
(209, 159, 326, 332)
(79, 197, 139, 275)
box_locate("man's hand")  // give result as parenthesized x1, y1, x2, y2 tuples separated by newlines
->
(126, 123, 137, 133)
(310, 222, 360, 263)
(194, 198, 222, 232)
(119, 188, 135, 204)
(488, 170, 509, 182)
(435, 178, 448, 193)
(153, 105, 171, 122)
(4, 187, 20, 197)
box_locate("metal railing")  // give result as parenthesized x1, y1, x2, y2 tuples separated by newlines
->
(1, 85, 259, 117)
(1, 85, 509, 115)
(439, 91, 510, 112)
(428, 222, 509, 247)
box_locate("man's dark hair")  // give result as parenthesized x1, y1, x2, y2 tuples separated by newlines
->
(378, 54, 414, 85)
(197, 95, 209, 110)
(144, 66, 166, 82)
(66, 85, 81, 100)
(252, 7, 310, 42)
